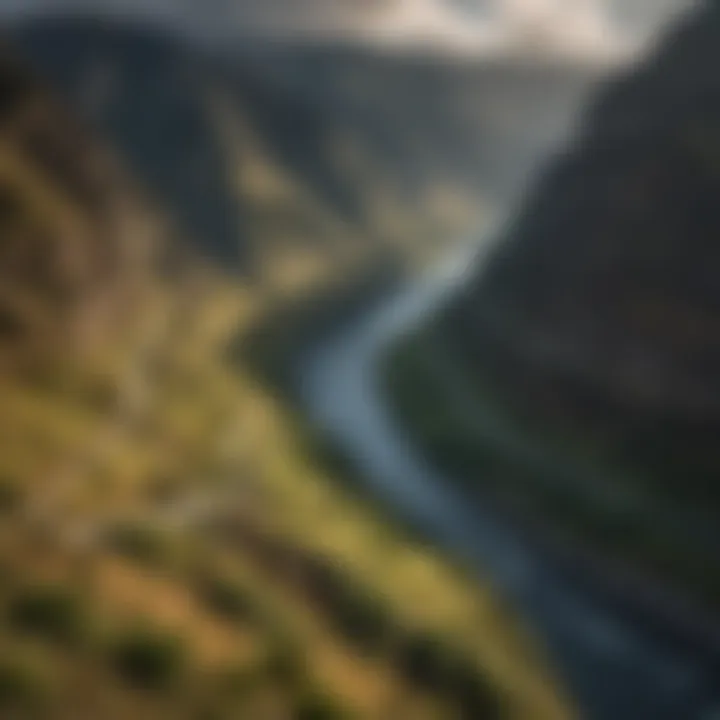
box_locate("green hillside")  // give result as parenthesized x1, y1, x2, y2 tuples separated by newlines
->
(0, 23, 579, 720)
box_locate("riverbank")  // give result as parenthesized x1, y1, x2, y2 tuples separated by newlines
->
(381, 318, 720, 625)
(295, 239, 720, 718)
(236, 252, 581, 719)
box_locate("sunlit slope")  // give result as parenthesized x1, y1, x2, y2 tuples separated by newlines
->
(0, 40, 576, 720)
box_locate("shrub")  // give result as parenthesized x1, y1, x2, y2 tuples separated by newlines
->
(328, 585, 389, 655)
(396, 632, 450, 690)
(106, 523, 168, 565)
(7, 585, 85, 645)
(395, 632, 500, 717)
(0, 657, 49, 711)
(448, 657, 501, 719)
(109, 627, 186, 690)
(261, 639, 307, 688)
(0, 478, 22, 514)
(302, 557, 390, 655)
(196, 574, 258, 623)
(294, 688, 349, 720)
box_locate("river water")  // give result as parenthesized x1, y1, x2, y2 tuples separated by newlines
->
(296, 236, 719, 719)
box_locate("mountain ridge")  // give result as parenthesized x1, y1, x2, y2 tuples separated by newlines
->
(9, 14, 598, 278)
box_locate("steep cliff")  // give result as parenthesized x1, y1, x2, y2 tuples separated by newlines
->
(358, 2, 720, 611)
(451, 1, 720, 500)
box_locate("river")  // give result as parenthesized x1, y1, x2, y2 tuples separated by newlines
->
(297, 235, 719, 720)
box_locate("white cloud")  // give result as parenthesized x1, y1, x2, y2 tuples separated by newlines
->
(362, 0, 624, 57)
(0, 0, 696, 58)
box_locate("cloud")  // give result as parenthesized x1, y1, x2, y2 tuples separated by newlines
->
(0, 0, 695, 57)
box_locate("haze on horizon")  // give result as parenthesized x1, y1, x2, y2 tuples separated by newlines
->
(0, 0, 699, 59)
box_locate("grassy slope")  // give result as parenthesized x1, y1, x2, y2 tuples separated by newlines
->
(0, 23, 585, 717)
(0, 272, 576, 719)
(0, 121, 573, 714)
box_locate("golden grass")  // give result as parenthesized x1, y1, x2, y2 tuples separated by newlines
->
(0, 229, 575, 718)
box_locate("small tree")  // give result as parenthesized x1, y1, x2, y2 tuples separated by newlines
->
(329, 584, 389, 655)
(0, 656, 49, 711)
(196, 573, 258, 623)
(396, 631, 452, 690)
(446, 655, 501, 719)
(109, 627, 186, 691)
(7, 585, 86, 645)
(294, 688, 349, 720)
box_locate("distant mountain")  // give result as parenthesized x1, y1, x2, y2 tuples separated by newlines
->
(9, 16, 597, 276)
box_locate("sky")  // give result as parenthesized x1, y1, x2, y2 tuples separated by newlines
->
(0, 0, 699, 59)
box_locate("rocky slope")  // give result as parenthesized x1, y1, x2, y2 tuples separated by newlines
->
(446, 1, 720, 540)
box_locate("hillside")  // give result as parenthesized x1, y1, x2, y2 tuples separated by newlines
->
(0, 47, 159, 374)
(0, 25, 579, 720)
(386, 0, 720, 609)
(9, 17, 596, 279)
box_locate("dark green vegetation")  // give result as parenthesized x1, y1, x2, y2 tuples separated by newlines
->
(7, 584, 87, 645)
(385, 1, 720, 611)
(0, 655, 49, 713)
(385, 322, 720, 609)
(193, 571, 260, 623)
(108, 627, 187, 691)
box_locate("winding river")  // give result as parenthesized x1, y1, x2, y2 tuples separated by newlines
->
(297, 236, 719, 720)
